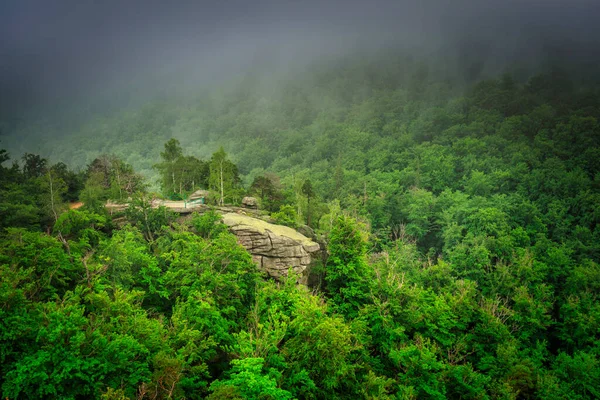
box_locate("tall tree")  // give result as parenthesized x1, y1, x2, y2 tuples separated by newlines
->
(325, 215, 372, 319)
(21, 153, 47, 179)
(85, 155, 144, 204)
(86, 155, 113, 189)
(154, 139, 208, 197)
(179, 155, 208, 195)
(209, 147, 239, 206)
(109, 158, 145, 201)
(39, 170, 67, 224)
(50, 162, 84, 202)
(249, 174, 283, 212)
(80, 172, 106, 213)
(155, 138, 184, 195)
(161, 138, 184, 163)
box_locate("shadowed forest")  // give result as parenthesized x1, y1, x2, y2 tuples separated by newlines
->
(1, 51, 599, 399)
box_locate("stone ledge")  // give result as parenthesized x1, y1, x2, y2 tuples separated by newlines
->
(221, 213, 320, 282)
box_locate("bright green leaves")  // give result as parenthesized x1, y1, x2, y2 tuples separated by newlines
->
(169, 292, 231, 397)
(80, 170, 107, 213)
(0, 228, 83, 301)
(98, 225, 168, 301)
(401, 187, 437, 242)
(2, 293, 93, 399)
(1, 288, 166, 399)
(209, 358, 293, 400)
(283, 295, 363, 395)
(391, 338, 448, 399)
(38, 169, 68, 224)
(54, 208, 107, 253)
(191, 209, 228, 239)
(547, 351, 600, 400)
(2, 69, 600, 399)
(160, 229, 259, 320)
(325, 215, 373, 319)
(227, 277, 376, 399)
(1, 208, 266, 399)
(125, 195, 175, 242)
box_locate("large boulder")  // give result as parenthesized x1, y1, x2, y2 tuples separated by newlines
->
(241, 196, 258, 209)
(221, 213, 320, 283)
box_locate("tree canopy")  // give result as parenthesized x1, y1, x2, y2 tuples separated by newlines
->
(1, 57, 600, 398)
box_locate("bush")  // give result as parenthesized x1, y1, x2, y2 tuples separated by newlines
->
(271, 205, 297, 228)
(191, 210, 227, 239)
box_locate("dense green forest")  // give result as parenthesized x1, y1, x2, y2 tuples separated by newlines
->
(1, 56, 600, 399)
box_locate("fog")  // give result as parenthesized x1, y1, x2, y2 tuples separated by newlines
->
(2, 0, 599, 114)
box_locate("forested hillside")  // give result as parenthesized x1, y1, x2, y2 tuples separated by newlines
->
(1, 54, 600, 399)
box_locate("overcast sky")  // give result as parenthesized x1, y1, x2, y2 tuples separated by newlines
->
(1, 0, 600, 113)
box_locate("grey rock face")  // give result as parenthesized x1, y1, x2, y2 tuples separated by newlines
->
(222, 213, 320, 283)
(241, 196, 258, 208)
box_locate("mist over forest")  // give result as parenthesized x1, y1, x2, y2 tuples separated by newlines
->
(1, 1, 600, 399)
(1, 0, 599, 172)
(2, 0, 599, 158)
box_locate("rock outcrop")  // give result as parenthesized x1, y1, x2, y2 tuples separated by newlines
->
(221, 213, 320, 283)
(241, 196, 258, 209)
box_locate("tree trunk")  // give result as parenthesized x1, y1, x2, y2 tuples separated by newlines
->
(116, 168, 122, 200)
(219, 161, 224, 206)
(48, 171, 58, 222)
(172, 171, 176, 194)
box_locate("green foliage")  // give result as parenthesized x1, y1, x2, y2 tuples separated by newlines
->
(249, 174, 284, 212)
(271, 204, 298, 228)
(85, 155, 145, 204)
(301, 179, 315, 226)
(160, 229, 260, 322)
(124, 195, 175, 242)
(0, 150, 84, 231)
(209, 147, 241, 206)
(81, 171, 107, 213)
(325, 215, 373, 319)
(21, 153, 47, 179)
(209, 358, 292, 400)
(0, 229, 83, 302)
(2, 62, 600, 399)
(282, 294, 363, 397)
(191, 209, 228, 239)
(54, 209, 107, 249)
(38, 170, 68, 224)
(98, 226, 167, 301)
(0, 181, 41, 230)
(547, 351, 600, 399)
(169, 292, 232, 397)
(154, 139, 208, 197)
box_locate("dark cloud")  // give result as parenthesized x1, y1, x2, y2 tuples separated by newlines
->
(1, 0, 599, 114)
